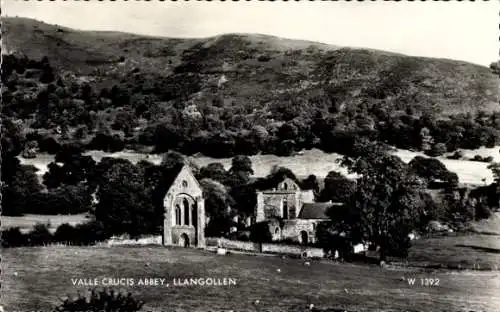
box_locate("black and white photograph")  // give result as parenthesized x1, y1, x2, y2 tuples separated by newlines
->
(1, 1, 499, 311)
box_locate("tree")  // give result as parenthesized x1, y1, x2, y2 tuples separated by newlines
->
(427, 142, 447, 157)
(227, 155, 254, 186)
(200, 178, 234, 237)
(487, 162, 500, 208)
(341, 140, 428, 261)
(2, 164, 43, 216)
(419, 127, 433, 152)
(229, 155, 254, 175)
(319, 171, 355, 203)
(301, 174, 320, 195)
(94, 160, 158, 237)
(198, 163, 228, 184)
(408, 156, 458, 187)
(229, 184, 257, 218)
(30, 184, 92, 215)
(43, 150, 96, 189)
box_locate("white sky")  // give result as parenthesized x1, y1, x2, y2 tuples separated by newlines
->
(2, 0, 498, 66)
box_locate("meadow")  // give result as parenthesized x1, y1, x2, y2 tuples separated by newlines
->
(3, 246, 500, 312)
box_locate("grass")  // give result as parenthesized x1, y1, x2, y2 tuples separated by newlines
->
(3, 245, 500, 312)
(1, 213, 89, 233)
(407, 232, 500, 270)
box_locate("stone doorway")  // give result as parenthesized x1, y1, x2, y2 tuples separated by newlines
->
(179, 233, 190, 247)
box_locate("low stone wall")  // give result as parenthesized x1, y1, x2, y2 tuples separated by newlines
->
(208, 238, 260, 252)
(103, 235, 162, 246)
(209, 237, 325, 258)
(262, 243, 325, 258)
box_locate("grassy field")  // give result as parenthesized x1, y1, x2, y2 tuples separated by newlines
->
(1, 213, 89, 233)
(3, 246, 500, 312)
(407, 232, 500, 270)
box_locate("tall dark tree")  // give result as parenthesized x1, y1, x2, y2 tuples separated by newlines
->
(341, 140, 428, 261)
(94, 160, 157, 237)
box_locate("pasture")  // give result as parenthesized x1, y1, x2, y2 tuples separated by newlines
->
(3, 246, 500, 312)
(18, 147, 500, 185)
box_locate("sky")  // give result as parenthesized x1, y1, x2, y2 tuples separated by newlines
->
(2, 0, 498, 66)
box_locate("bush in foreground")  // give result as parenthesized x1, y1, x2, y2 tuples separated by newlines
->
(54, 288, 144, 312)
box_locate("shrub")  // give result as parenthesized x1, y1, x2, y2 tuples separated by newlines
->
(72, 220, 111, 245)
(475, 201, 493, 220)
(426, 143, 447, 157)
(249, 221, 273, 243)
(257, 55, 271, 62)
(53, 223, 77, 245)
(447, 150, 463, 160)
(26, 223, 53, 246)
(54, 288, 144, 312)
(469, 155, 493, 163)
(1, 227, 27, 247)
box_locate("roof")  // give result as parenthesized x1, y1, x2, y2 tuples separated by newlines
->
(298, 202, 343, 219)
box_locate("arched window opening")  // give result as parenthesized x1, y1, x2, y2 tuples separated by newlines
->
(191, 203, 198, 227)
(283, 183, 288, 190)
(283, 198, 288, 219)
(176, 205, 182, 225)
(183, 198, 190, 226)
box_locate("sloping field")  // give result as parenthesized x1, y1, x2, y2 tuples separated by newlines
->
(3, 246, 500, 312)
(408, 232, 500, 270)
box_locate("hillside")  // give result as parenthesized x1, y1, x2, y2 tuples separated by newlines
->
(2, 17, 500, 160)
(3, 17, 499, 114)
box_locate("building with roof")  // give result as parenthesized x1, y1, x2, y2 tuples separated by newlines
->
(163, 164, 206, 248)
(255, 177, 341, 244)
